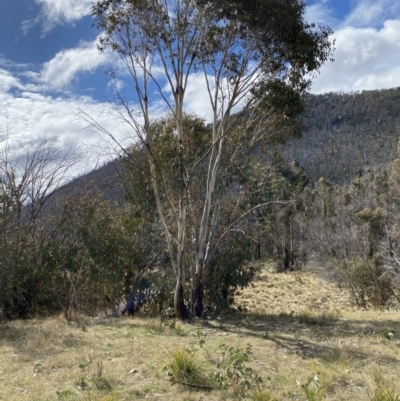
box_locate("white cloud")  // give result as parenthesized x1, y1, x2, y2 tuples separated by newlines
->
(23, 0, 93, 34)
(305, 1, 338, 27)
(0, 69, 23, 92)
(0, 89, 129, 175)
(176, 73, 247, 122)
(310, 20, 400, 93)
(183, 74, 214, 121)
(38, 38, 114, 90)
(343, 0, 400, 29)
(107, 78, 125, 93)
(0, 39, 117, 94)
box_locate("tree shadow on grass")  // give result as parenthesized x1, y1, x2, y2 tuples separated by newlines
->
(201, 311, 400, 365)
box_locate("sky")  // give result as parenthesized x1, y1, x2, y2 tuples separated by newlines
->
(0, 0, 400, 174)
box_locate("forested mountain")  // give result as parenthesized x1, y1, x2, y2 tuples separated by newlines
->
(64, 87, 400, 200)
(282, 87, 400, 185)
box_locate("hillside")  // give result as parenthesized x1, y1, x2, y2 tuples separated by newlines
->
(282, 87, 400, 185)
(41, 158, 126, 218)
(54, 87, 400, 204)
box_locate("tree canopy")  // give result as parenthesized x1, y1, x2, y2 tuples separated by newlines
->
(91, 0, 334, 318)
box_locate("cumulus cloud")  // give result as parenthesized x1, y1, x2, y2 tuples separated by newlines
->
(0, 91, 98, 146)
(310, 20, 400, 93)
(38, 38, 114, 90)
(22, 0, 93, 34)
(0, 69, 23, 92)
(0, 38, 117, 93)
(182, 74, 215, 121)
(0, 89, 131, 176)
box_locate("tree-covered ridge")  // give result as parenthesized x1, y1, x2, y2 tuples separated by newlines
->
(281, 87, 400, 185)
(63, 86, 400, 204)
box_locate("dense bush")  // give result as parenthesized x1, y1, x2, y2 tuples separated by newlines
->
(339, 257, 396, 308)
(205, 234, 259, 312)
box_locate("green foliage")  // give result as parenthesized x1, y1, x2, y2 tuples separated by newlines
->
(164, 335, 262, 395)
(163, 348, 210, 387)
(210, 344, 262, 393)
(368, 378, 400, 401)
(186, 329, 206, 355)
(301, 374, 325, 401)
(340, 257, 394, 308)
(381, 329, 395, 341)
(205, 234, 258, 311)
(250, 388, 278, 401)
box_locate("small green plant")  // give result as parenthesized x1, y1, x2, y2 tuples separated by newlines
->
(301, 374, 324, 401)
(186, 330, 206, 354)
(97, 361, 103, 378)
(78, 358, 92, 369)
(56, 389, 74, 400)
(163, 348, 210, 387)
(91, 360, 112, 391)
(368, 379, 400, 401)
(160, 308, 177, 330)
(76, 376, 88, 389)
(381, 329, 395, 341)
(250, 388, 278, 401)
(210, 344, 262, 393)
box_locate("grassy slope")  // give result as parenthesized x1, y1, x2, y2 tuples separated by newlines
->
(1, 263, 400, 401)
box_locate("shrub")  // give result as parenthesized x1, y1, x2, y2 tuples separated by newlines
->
(163, 348, 210, 387)
(339, 257, 394, 308)
(210, 343, 262, 393)
(205, 235, 259, 311)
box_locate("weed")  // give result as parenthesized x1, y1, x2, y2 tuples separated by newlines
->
(97, 360, 103, 378)
(76, 376, 89, 389)
(92, 360, 112, 391)
(160, 313, 176, 330)
(301, 374, 325, 401)
(56, 389, 74, 399)
(381, 329, 395, 341)
(250, 388, 278, 400)
(186, 330, 206, 354)
(79, 358, 92, 369)
(210, 344, 262, 393)
(92, 377, 112, 391)
(163, 348, 210, 387)
(368, 378, 400, 401)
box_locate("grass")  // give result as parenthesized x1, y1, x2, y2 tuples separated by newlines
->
(164, 348, 211, 387)
(1, 261, 400, 400)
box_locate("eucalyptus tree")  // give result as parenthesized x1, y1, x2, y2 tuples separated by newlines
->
(91, 0, 334, 317)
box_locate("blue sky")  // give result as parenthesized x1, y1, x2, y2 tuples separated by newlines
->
(1, 0, 400, 172)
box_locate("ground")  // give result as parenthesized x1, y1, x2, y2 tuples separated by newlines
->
(1, 262, 400, 400)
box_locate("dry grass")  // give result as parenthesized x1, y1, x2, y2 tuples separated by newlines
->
(1, 262, 400, 400)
